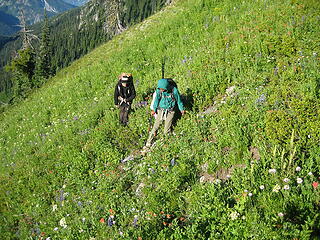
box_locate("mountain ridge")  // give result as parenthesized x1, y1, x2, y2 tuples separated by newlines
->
(62, 0, 90, 6)
(0, 0, 76, 28)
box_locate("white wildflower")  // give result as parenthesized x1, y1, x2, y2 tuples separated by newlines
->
(52, 204, 58, 212)
(259, 185, 265, 190)
(214, 179, 222, 184)
(295, 166, 301, 172)
(272, 184, 281, 192)
(283, 178, 290, 183)
(199, 176, 206, 183)
(283, 185, 290, 190)
(59, 217, 67, 228)
(308, 172, 313, 176)
(297, 177, 303, 184)
(278, 212, 284, 217)
(248, 193, 253, 197)
(268, 168, 277, 174)
(230, 211, 240, 220)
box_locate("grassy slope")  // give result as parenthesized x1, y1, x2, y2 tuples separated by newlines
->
(0, 0, 320, 239)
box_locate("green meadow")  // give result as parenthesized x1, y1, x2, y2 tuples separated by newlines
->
(1, 0, 319, 239)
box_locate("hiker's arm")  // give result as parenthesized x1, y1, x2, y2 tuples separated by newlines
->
(150, 92, 156, 111)
(174, 88, 185, 112)
(126, 85, 136, 102)
(114, 85, 119, 105)
(152, 90, 161, 113)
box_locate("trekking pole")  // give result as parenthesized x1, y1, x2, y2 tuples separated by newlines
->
(161, 56, 166, 79)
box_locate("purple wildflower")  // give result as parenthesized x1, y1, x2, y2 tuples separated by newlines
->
(108, 215, 115, 227)
(170, 158, 175, 166)
(133, 215, 138, 227)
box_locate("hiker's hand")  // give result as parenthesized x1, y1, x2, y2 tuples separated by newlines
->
(151, 110, 156, 116)
(181, 110, 186, 115)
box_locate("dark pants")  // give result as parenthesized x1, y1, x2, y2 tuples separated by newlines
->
(119, 104, 130, 126)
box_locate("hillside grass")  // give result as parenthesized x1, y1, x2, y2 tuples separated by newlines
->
(0, 0, 320, 239)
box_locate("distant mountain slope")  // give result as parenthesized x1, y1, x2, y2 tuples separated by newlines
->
(0, 0, 171, 102)
(0, 0, 75, 27)
(0, 10, 20, 36)
(62, 0, 90, 6)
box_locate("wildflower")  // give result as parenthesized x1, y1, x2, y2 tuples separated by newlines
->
(308, 172, 313, 176)
(297, 178, 303, 184)
(244, 189, 248, 193)
(259, 185, 265, 190)
(133, 215, 138, 227)
(256, 94, 266, 104)
(278, 212, 284, 217)
(199, 176, 206, 183)
(108, 215, 115, 227)
(59, 217, 67, 228)
(170, 158, 175, 166)
(283, 185, 290, 190)
(99, 218, 105, 223)
(214, 179, 221, 184)
(226, 174, 231, 179)
(230, 211, 240, 220)
(268, 169, 277, 174)
(273, 184, 281, 192)
(53, 227, 58, 231)
(283, 178, 290, 183)
(52, 205, 57, 212)
(312, 182, 319, 189)
(248, 193, 253, 197)
(295, 166, 301, 172)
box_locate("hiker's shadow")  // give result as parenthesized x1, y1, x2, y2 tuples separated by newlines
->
(173, 88, 194, 127)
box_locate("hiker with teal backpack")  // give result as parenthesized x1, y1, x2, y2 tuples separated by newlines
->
(145, 78, 185, 147)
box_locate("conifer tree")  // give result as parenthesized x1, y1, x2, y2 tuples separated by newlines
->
(34, 10, 52, 86)
(5, 10, 37, 100)
(5, 48, 35, 99)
